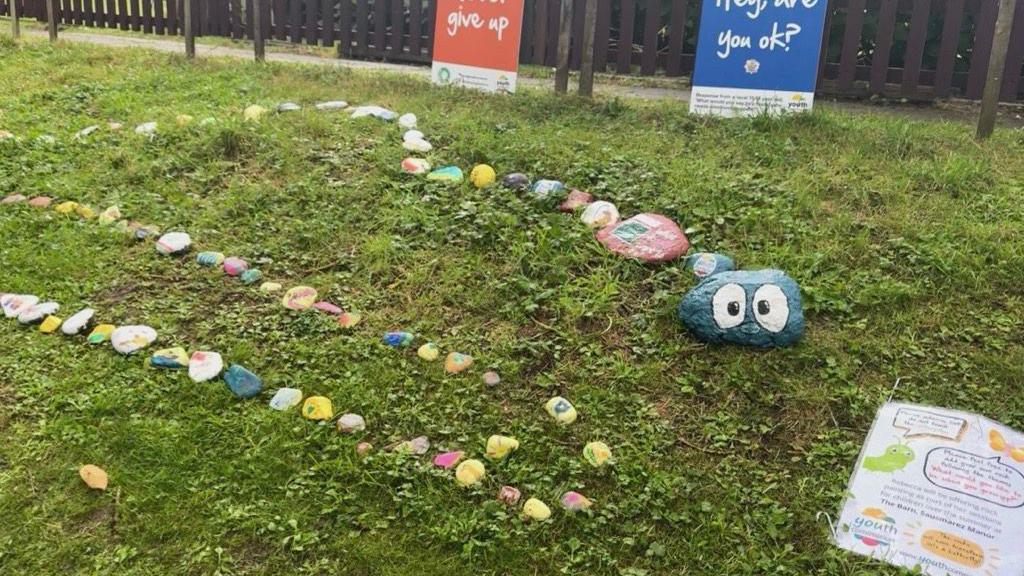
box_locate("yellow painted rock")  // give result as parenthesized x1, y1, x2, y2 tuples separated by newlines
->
(455, 459, 486, 487)
(259, 282, 282, 293)
(55, 201, 79, 215)
(486, 435, 519, 459)
(282, 286, 318, 311)
(87, 324, 115, 344)
(79, 464, 108, 490)
(244, 105, 268, 122)
(176, 114, 194, 126)
(39, 315, 62, 333)
(522, 498, 551, 521)
(417, 343, 439, 361)
(302, 396, 334, 420)
(470, 164, 497, 189)
(76, 204, 96, 219)
(545, 396, 578, 425)
(98, 206, 122, 225)
(583, 441, 612, 467)
(337, 312, 362, 329)
(444, 352, 474, 374)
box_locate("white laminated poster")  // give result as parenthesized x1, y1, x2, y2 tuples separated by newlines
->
(835, 402, 1024, 575)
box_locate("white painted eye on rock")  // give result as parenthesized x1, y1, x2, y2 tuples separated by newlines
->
(752, 284, 790, 333)
(712, 283, 746, 329)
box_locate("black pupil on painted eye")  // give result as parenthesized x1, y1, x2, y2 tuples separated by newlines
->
(727, 302, 740, 316)
(757, 300, 770, 315)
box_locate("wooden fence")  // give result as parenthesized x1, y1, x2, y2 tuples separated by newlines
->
(6, 0, 1024, 101)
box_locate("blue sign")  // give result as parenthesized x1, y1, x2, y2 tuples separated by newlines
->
(690, 0, 829, 115)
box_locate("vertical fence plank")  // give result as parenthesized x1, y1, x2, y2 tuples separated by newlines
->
(424, 0, 434, 57)
(409, 0, 421, 55)
(580, 0, 597, 94)
(571, 0, 585, 68)
(816, 0, 836, 85)
(72, 0, 81, 25)
(546, 0, 560, 65)
(966, 0, 999, 97)
(355, 0, 368, 53)
(339, 0, 353, 53)
(389, 0, 402, 54)
(128, 0, 139, 30)
(533, 0, 549, 64)
(142, 0, 152, 32)
(594, 0, 611, 72)
(555, 0, 573, 91)
(304, 0, 318, 43)
(373, 0, 385, 54)
(167, 0, 178, 34)
(289, 0, 302, 42)
(322, 0, 335, 46)
(83, 0, 93, 26)
(640, 0, 659, 73)
(869, 0, 898, 92)
(617, 0, 636, 72)
(229, 0, 240, 38)
(999, 0, 1024, 99)
(901, 0, 931, 94)
(666, 0, 688, 76)
(117, 0, 126, 28)
(933, 0, 965, 96)
(155, 0, 165, 33)
(837, 0, 866, 90)
(271, 0, 284, 38)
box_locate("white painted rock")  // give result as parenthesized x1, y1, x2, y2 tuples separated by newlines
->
(36, 135, 56, 145)
(402, 138, 432, 153)
(403, 129, 425, 142)
(277, 102, 302, 112)
(337, 413, 366, 433)
(2, 294, 38, 318)
(110, 325, 157, 355)
(75, 125, 99, 139)
(398, 113, 417, 129)
(135, 122, 157, 135)
(315, 100, 348, 111)
(155, 232, 192, 255)
(18, 301, 59, 324)
(269, 388, 303, 410)
(61, 308, 95, 335)
(350, 105, 397, 121)
(188, 351, 223, 383)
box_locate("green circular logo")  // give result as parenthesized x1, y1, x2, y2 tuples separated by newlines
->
(438, 67, 451, 84)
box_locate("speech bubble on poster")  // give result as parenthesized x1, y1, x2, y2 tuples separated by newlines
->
(894, 407, 967, 441)
(924, 447, 1024, 508)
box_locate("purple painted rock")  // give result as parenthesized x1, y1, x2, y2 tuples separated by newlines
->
(595, 213, 689, 262)
(497, 485, 521, 505)
(313, 301, 342, 315)
(223, 257, 249, 276)
(433, 451, 464, 469)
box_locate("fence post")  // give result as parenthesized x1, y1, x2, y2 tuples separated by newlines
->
(554, 0, 573, 93)
(578, 0, 597, 96)
(252, 0, 265, 61)
(976, 0, 1018, 139)
(183, 0, 195, 58)
(10, 0, 20, 39)
(45, 0, 56, 41)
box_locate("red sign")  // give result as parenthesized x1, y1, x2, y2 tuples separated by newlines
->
(431, 0, 525, 93)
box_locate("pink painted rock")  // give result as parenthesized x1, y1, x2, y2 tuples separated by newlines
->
(28, 196, 53, 208)
(595, 213, 689, 262)
(433, 451, 464, 469)
(223, 257, 249, 276)
(559, 189, 593, 212)
(313, 301, 342, 315)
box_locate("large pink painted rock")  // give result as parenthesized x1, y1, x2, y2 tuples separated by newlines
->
(595, 213, 689, 262)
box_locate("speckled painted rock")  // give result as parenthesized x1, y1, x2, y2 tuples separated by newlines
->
(560, 491, 593, 511)
(111, 325, 157, 355)
(677, 269, 804, 347)
(444, 352, 474, 374)
(350, 105, 397, 121)
(529, 180, 567, 205)
(583, 441, 612, 467)
(581, 201, 620, 229)
(151, 347, 189, 369)
(313, 301, 342, 315)
(314, 100, 348, 111)
(1, 194, 26, 204)
(501, 173, 531, 191)
(87, 324, 115, 344)
(595, 213, 689, 262)
(356, 442, 374, 456)
(403, 129, 425, 142)
(470, 164, 496, 188)
(135, 121, 157, 135)
(155, 232, 191, 255)
(188, 351, 224, 382)
(55, 201, 79, 215)
(559, 189, 593, 212)
(427, 166, 464, 184)
(223, 364, 262, 398)
(336, 413, 366, 433)
(402, 138, 432, 153)
(545, 396, 578, 425)
(486, 435, 519, 459)
(243, 105, 268, 121)
(259, 282, 283, 294)
(433, 450, 464, 469)
(522, 498, 551, 521)
(482, 371, 501, 386)
(394, 436, 430, 455)
(2, 294, 38, 318)
(417, 342, 439, 360)
(18, 301, 59, 324)
(61, 308, 95, 335)
(498, 485, 521, 505)
(455, 459, 486, 486)
(196, 251, 225, 267)
(39, 315, 62, 333)
(223, 257, 249, 276)
(684, 252, 736, 279)
(398, 112, 417, 128)
(337, 312, 362, 328)
(401, 158, 431, 174)
(98, 206, 122, 225)
(302, 396, 334, 420)
(28, 196, 53, 208)
(79, 465, 109, 490)
(240, 269, 262, 285)
(282, 286, 317, 310)
(384, 331, 414, 347)
(276, 102, 302, 112)
(269, 388, 303, 410)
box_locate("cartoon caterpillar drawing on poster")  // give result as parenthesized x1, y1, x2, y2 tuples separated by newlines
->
(862, 443, 915, 473)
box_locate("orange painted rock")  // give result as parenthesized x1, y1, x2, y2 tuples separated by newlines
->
(79, 465, 108, 490)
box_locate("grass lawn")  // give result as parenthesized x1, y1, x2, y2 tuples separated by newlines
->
(1, 35, 1024, 576)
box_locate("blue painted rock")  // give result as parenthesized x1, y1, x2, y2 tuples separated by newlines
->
(677, 269, 804, 347)
(501, 173, 531, 191)
(151, 347, 188, 369)
(223, 364, 262, 398)
(240, 269, 262, 285)
(529, 179, 567, 205)
(595, 213, 689, 262)
(196, 251, 225, 267)
(685, 252, 735, 279)
(383, 331, 414, 346)
(427, 166, 464, 184)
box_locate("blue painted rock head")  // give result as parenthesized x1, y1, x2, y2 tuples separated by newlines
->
(684, 252, 735, 279)
(677, 269, 803, 347)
